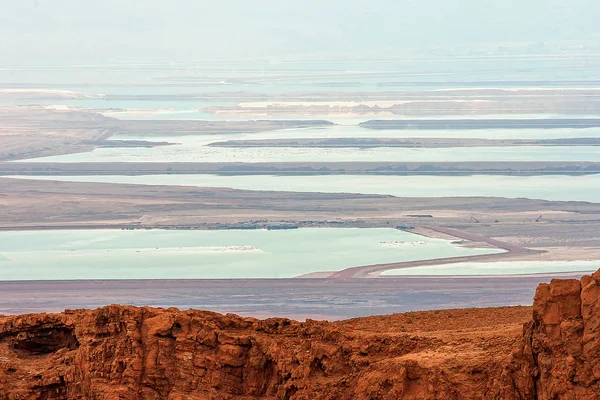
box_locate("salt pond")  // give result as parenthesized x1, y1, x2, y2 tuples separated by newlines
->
(0, 228, 500, 280)
(381, 260, 600, 276)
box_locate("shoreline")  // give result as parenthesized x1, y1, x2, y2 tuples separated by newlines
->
(326, 226, 569, 279)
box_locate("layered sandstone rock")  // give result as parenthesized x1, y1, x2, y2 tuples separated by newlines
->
(0, 271, 599, 399)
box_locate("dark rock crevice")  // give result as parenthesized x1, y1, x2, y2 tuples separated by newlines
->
(2, 325, 79, 357)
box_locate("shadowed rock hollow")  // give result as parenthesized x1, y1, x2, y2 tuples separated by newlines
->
(1, 271, 599, 399)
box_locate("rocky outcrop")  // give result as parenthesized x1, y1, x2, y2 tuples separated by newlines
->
(1, 271, 599, 399)
(500, 270, 600, 399)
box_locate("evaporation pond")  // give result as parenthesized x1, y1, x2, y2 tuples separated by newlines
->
(380, 260, 600, 276)
(0, 228, 499, 280)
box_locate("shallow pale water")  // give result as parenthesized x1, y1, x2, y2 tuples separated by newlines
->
(22, 129, 600, 164)
(0, 228, 499, 280)
(11, 174, 600, 203)
(381, 260, 600, 276)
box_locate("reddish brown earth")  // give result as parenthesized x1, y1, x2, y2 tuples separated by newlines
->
(1, 271, 600, 399)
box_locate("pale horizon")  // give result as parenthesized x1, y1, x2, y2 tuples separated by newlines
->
(2, 0, 600, 66)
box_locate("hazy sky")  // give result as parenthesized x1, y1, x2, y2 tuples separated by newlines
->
(1, 0, 599, 65)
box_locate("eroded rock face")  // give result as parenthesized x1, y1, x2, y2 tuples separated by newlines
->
(0, 270, 599, 399)
(501, 270, 600, 400)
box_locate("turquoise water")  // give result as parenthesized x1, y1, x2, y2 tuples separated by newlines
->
(380, 260, 600, 276)
(10, 174, 600, 202)
(0, 228, 500, 280)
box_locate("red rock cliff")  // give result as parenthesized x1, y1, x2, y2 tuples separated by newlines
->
(501, 270, 600, 399)
(0, 271, 599, 399)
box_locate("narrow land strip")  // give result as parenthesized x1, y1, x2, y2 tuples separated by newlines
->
(3, 161, 600, 176)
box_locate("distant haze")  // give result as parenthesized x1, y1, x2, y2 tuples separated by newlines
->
(1, 0, 600, 65)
